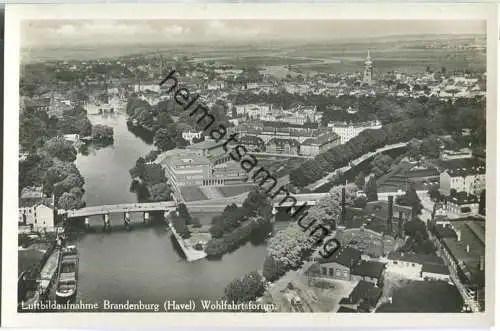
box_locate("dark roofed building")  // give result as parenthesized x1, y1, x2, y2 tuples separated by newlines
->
(446, 191, 479, 215)
(352, 260, 386, 285)
(318, 247, 362, 281)
(338, 280, 383, 312)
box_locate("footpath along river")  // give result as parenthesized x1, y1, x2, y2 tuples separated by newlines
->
(72, 112, 268, 311)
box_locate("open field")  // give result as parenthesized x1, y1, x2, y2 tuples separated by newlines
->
(180, 186, 209, 202)
(217, 184, 256, 197)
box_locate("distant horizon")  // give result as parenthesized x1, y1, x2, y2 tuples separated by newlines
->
(23, 32, 485, 50)
(21, 19, 486, 49)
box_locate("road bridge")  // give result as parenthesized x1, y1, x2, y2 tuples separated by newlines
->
(58, 201, 177, 218)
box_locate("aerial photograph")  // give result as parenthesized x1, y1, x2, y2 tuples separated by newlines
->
(17, 19, 486, 313)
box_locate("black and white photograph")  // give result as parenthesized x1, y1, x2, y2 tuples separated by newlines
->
(2, 3, 496, 329)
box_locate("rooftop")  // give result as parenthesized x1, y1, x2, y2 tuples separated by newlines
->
(319, 246, 362, 267)
(448, 191, 479, 205)
(339, 280, 382, 306)
(351, 260, 386, 279)
(156, 149, 211, 167)
(438, 159, 486, 177)
(20, 186, 44, 199)
(302, 132, 340, 146)
(387, 252, 445, 266)
(185, 139, 226, 151)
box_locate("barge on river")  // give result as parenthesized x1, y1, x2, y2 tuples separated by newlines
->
(55, 245, 79, 303)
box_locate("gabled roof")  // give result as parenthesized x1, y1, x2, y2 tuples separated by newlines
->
(351, 260, 386, 279)
(341, 280, 382, 305)
(319, 246, 362, 267)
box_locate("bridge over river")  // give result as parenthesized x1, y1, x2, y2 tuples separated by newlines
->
(58, 192, 333, 219)
(58, 201, 177, 218)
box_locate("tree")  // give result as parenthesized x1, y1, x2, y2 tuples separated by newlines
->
(365, 176, 378, 202)
(354, 171, 366, 190)
(154, 128, 176, 152)
(397, 185, 423, 216)
(41, 137, 77, 162)
(224, 271, 265, 303)
(242, 188, 272, 219)
(57, 192, 84, 210)
(428, 187, 442, 201)
(177, 203, 192, 224)
(141, 164, 167, 185)
(262, 255, 285, 282)
(53, 173, 85, 197)
(148, 183, 172, 202)
(171, 213, 190, 239)
(91, 124, 114, 144)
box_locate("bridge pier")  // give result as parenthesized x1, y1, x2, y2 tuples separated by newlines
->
(124, 212, 131, 230)
(271, 207, 278, 223)
(143, 212, 150, 224)
(103, 214, 111, 232)
(84, 217, 90, 231)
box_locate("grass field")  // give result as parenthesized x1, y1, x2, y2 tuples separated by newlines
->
(180, 186, 209, 202)
(217, 184, 256, 197)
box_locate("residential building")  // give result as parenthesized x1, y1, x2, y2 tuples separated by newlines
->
(438, 159, 486, 196)
(300, 132, 340, 156)
(350, 260, 386, 286)
(24, 97, 51, 113)
(63, 134, 80, 143)
(440, 148, 473, 161)
(318, 247, 362, 281)
(234, 104, 271, 118)
(385, 252, 447, 279)
(182, 131, 203, 144)
(238, 135, 265, 152)
(18, 187, 56, 232)
(329, 120, 382, 144)
(337, 280, 382, 312)
(266, 138, 300, 155)
(446, 191, 479, 215)
(19, 204, 55, 232)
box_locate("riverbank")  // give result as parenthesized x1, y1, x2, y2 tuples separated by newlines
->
(168, 222, 207, 262)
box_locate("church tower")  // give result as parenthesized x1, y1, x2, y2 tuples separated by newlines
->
(362, 51, 373, 86)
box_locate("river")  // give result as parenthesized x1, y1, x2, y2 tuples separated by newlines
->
(73, 112, 268, 311)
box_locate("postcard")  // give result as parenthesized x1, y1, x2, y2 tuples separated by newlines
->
(2, 2, 496, 328)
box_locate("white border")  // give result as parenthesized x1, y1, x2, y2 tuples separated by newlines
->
(3, 3, 497, 328)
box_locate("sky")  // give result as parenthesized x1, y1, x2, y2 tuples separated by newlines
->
(21, 19, 486, 48)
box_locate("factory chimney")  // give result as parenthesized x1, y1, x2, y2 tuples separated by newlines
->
(387, 196, 394, 235)
(341, 187, 346, 225)
(398, 210, 404, 238)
